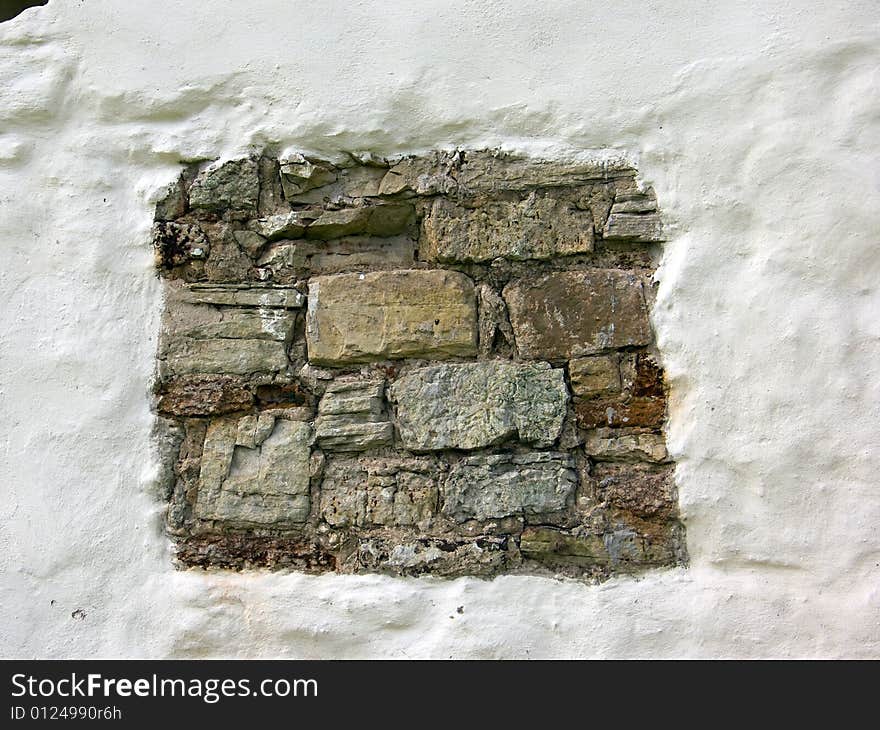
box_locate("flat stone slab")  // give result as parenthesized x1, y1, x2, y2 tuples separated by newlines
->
(390, 361, 568, 451)
(305, 269, 477, 365)
(442, 452, 576, 522)
(503, 270, 653, 360)
(195, 416, 312, 526)
(421, 196, 593, 262)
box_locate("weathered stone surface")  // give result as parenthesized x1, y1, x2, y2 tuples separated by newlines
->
(584, 429, 668, 463)
(157, 375, 253, 416)
(315, 378, 393, 451)
(520, 524, 678, 571)
(320, 455, 439, 528)
(233, 229, 267, 258)
(569, 355, 621, 399)
(189, 158, 259, 213)
(443, 452, 576, 522)
(180, 284, 304, 308)
(520, 527, 608, 567)
(574, 353, 666, 428)
(391, 361, 568, 450)
(576, 396, 666, 429)
(504, 270, 653, 360)
(421, 195, 593, 262)
(163, 338, 289, 376)
(603, 193, 662, 242)
(160, 283, 298, 377)
(280, 155, 337, 198)
(155, 177, 187, 221)
(256, 236, 414, 278)
(477, 283, 513, 357)
(591, 463, 676, 518)
(247, 212, 310, 241)
(305, 203, 413, 239)
(603, 212, 663, 241)
(306, 270, 477, 365)
(152, 221, 209, 269)
(195, 416, 312, 526)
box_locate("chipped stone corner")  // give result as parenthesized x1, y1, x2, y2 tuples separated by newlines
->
(150, 148, 686, 580)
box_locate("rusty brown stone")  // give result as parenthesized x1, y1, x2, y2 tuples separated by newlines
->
(503, 270, 653, 361)
(157, 375, 253, 416)
(591, 463, 676, 518)
(575, 395, 666, 429)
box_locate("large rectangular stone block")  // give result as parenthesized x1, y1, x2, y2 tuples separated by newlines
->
(442, 452, 576, 522)
(195, 416, 312, 526)
(305, 270, 477, 365)
(390, 361, 568, 451)
(503, 270, 653, 360)
(421, 196, 593, 262)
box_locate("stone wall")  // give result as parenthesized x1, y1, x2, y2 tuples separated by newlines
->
(153, 150, 686, 579)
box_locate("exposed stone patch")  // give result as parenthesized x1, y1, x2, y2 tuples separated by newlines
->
(153, 149, 685, 579)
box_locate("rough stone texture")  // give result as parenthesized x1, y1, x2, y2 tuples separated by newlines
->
(504, 270, 653, 360)
(306, 270, 478, 365)
(195, 416, 312, 526)
(443, 452, 576, 522)
(603, 192, 663, 242)
(157, 375, 253, 416)
(256, 236, 414, 279)
(477, 283, 514, 358)
(154, 150, 683, 580)
(315, 378, 393, 451)
(591, 463, 676, 518)
(569, 355, 621, 399)
(320, 455, 439, 528)
(189, 158, 259, 214)
(584, 429, 669, 463)
(391, 361, 568, 450)
(279, 155, 338, 198)
(421, 195, 593, 262)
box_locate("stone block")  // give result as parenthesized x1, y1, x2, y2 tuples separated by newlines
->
(390, 361, 568, 451)
(421, 195, 593, 262)
(569, 355, 621, 399)
(280, 155, 337, 198)
(189, 158, 259, 213)
(584, 429, 668, 463)
(576, 396, 666, 429)
(520, 526, 608, 567)
(603, 193, 662, 242)
(591, 463, 676, 518)
(305, 270, 477, 365)
(195, 416, 312, 526)
(320, 455, 439, 528)
(157, 374, 253, 416)
(503, 270, 652, 360)
(315, 378, 393, 451)
(442, 452, 576, 522)
(256, 236, 414, 278)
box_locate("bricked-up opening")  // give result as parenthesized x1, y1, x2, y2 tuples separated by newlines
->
(153, 150, 687, 580)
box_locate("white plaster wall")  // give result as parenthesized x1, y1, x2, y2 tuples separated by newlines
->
(1, 0, 878, 658)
